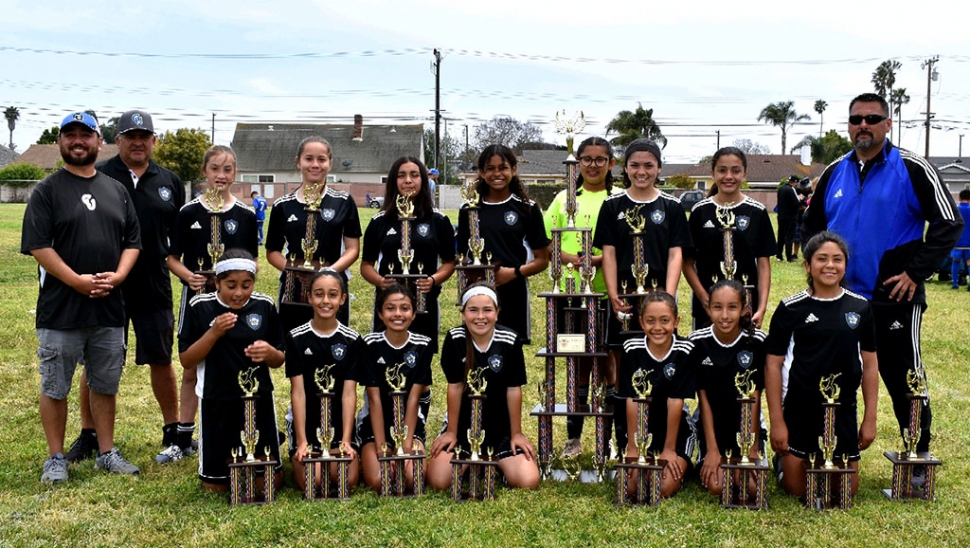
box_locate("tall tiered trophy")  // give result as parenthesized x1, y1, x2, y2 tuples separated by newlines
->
(616, 204, 658, 335)
(385, 194, 428, 313)
(805, 373, 853, 510)
(450, 367, 498, 501)
(302, 365, 352, 501)
(713, 203, 754, 301)
(377, 362, 425, 496)
(283, 183, 325, 305)
(455, 181, 496, 299)
(194, 188, 225, 293)
(719, 370, 769, 509)
(883, 370, 941, 501)
(530, 110, 612, 482)
(227, 367, 278, 505)
(615, 371, 665, 506)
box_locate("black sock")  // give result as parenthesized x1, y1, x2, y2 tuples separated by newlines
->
(162, 423, 179, 446)
(177, 422, 196, 450)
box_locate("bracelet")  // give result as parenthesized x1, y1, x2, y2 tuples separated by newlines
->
(514, 265, 523, 278)
(429, 276, 436, 287)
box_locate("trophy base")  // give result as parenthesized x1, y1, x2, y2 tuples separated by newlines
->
(194, 270, 217, 294)
(385, 274, 429, 314)
(537, 292, 606, 300)
(615, 456, 667, 507)
(227, 456, 279, 505)
(534, 349, 610, 359)
(303, 452, 354, 501)
(529, 403, 614, 417)
(377, 450, 426, 497)
(545, 467, 616, 483)
(282, 265, 316, 306)
(720, 456, 770, 510)
(455, 263, 497, 303)
(882, 451, 941, 501)
(449, 456, 499, 502)
(805, 459, 853, 510)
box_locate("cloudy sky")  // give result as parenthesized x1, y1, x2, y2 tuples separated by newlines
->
(3, 0, 968, 164)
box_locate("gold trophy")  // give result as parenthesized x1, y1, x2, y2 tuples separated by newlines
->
(553, 109, 585, 228)
(805, 373, 852, 510)
(616, 368, 664, 506)
(283, 183, 326, 304)
(715, 204, 737, 280)
(302, 365, 352, 500)
(719, 369, 769, 510)
(883, 370, 941, 501)
(227, 367, 278, 505)
(377, 362, 425, 497)
(194, 187, 226, 293)
(450, 366, 498, 501)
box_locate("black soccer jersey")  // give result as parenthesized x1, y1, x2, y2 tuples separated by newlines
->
(440, 325, 528, 447)
(689, 327, 766, 456)
(285, 321, 362, 444)
(21, 169, 141, 329)
(455, 194, 550, 268)
(170, 197, 259, 276)
(593, 190, 691, 290)
(177, 292, 284, 401)
(98, 155, 185, 312)
(362, 209, 455, 294)
(619, 335, 695, 453)
(265, 187, 362, 269)
(357, 331, 434, 429)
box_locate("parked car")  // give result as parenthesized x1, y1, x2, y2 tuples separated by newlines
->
(368, 196, 384, 209)
(680, 190, 704, 212)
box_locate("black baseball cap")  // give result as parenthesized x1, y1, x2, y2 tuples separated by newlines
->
(118, 110, 155, 135)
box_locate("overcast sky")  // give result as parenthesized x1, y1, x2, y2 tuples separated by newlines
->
(3, 0, 968, 164)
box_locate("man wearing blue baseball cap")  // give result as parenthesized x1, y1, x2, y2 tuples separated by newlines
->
(428, 168, 439, 206)
(22, 111, 143, 482)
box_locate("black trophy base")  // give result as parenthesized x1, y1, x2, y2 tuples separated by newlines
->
(529, 403, 613, 418)
(544, 467, 616, 483)
(282, 265, 316, 306)
(805, 459, 853, 510)
(537, 291, 606, 300)
(615, 456, 667, 507)
(377, 450, 426, 497)
(720, 456, 770, 510)
(450, 456, 499, 502)
(534, 349, 610, 359)
(386, 273, 429, 314)
(227, 456, 279, 505)
(882, 451, 942, 501)
(303, 452, 354, 501)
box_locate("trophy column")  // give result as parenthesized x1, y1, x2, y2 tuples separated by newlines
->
(805, 374, 853, 510)
(386, 194, 429, 314)
(455, 181, 497, 300)
(450, 370, 498, 501)
(377, 363, 426, 497)
(195, 188, 225, 293)
(283, 184, 325, 306)
(227, 368, 278, 505)
(883, 371, 942, 501)
(615, 378, 665, 507)
(720, 370, 769, 510)
(302, 367, 352, 501)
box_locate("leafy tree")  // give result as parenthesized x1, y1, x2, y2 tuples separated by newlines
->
(153, 128, 211, 183)
(666, 173, 695, 189)
(890, 88, 910, 144)
(757, 101, 810, 154)
(37, 126, 59, 144)
(732, 138, 770, 155)
(0, 163, 47, 192)
(814, 100, 828, 138)
(790, 130, 853, 165)
(473, 116, 544, 153)
(872, 59, 902, 99)
(423, 128, 467, 183)
(100, 117, 120, 143)
(605, 103, 666, 149)
(4, 106, 20, 150)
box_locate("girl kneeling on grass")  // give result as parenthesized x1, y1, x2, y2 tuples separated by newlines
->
(427, 283, 539, 491)
(690, 279, 767, 498)
(619, 291, 696, 498)
(765, 231, 878, 497)
(357, 284, 433, 492)
(177, 249, 285, 492)
(286, 269, 362, 493)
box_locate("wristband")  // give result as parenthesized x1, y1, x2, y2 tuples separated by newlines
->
(429, 276, 436, 287)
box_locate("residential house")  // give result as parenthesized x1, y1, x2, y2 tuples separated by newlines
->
(0, 144, 18, 168)
(13, 143, 119, 171)
(929, 157, 970, 194)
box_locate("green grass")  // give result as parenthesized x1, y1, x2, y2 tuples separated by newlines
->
(1, 204, 968, 547)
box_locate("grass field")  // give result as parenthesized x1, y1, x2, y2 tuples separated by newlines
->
(0, 203, 968, 547)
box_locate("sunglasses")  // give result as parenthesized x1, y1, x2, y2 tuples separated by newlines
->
(849, 114, 888, 125)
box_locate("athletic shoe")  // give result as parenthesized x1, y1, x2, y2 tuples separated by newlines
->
(95, 448, 140, 475)
(64, 431, 98, 463)
(41, 453, 69, 484)
(561, 438, 582, 458)
(155, 444, 184, 464)
(183, 439, 198, 457)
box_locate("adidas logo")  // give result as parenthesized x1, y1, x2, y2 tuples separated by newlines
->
(617, 212, 625, 220)
(377, 357, 385, 364)
(805, 313, 819, 323)
(304, 348, 313, 355)
(387, 228, 398, 236)
(190, 221, 202, 229)
(703, 220, 715, 229)
(701, 357, 713, 366)
(833, 189, 843, 199)
(889, 321, 904, 330)
(287, 214, 299, 222)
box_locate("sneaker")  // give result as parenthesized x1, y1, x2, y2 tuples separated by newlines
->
(95, 448, 140, 475)
(182, 439, 198, 457)
(910, 465, 927, 491)
(64, 431, 98, 463)
(562, 438, 583, 458)
(41, 453, 69, 484)
(155, 444, 184, 464)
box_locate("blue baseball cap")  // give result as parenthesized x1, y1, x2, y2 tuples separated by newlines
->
(429, 169, 440, 175)
(60, 112, 100, 134)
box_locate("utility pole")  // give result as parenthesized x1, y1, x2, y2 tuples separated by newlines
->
(464, 124, 469, 163)
(921, 55, 939, 158)
(432, 49, 442, 171)
(716, 129, 720, 149)
(211, 113, 216, 143)
(960, 134, 964, 159)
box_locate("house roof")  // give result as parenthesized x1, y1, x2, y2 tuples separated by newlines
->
(664, 155, 826, 183)
(231, 122, 424, 174)
(0, 144, 18, 167)
(13, 144, 119, 170)
(516, 150, 572, 176)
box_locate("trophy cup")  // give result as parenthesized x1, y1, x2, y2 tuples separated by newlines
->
(450, 367, 498, 501)
(385, 194, 427, 314)
(283, 183, 326, 305)
(377, 362, 425, 497)
(553, 109, 585, 228)
(715, 204, 738, 280)
(883, 370, 942, 501)
(227, 367, 278, 505)
(194, 188, 225, 293)
(302, 365, 352, 501)
(805, 373, 853, 510)
(719, 370, 769, 509)
(615, 370, 665, 506)
(623, 205, 650, 294)
(455, 181, 497, 299)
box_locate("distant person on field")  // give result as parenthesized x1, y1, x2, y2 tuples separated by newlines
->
(775, 175, 801, 262)
(252, 190, 268, 244)
(950, 189, 970, 290)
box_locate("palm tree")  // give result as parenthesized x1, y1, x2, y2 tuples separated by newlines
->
(814, 100, 828, 138)
(605, 104, 667, 149)
(4, 106, 20, 150)
(871, 59, 902, 99)
(890, 88, 911, 146)
(758, 101, 810, 154)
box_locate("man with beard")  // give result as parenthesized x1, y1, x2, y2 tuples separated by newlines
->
(21, 112, 142, 482)
(66, 111, 188, 465)
(803, 93, 962, 484)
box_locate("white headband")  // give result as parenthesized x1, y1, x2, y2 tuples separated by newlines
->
(214, 258, 257, 276)
(461, 286, 498, 307)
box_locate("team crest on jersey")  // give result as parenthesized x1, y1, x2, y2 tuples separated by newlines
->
(845, 312, 860, 329)
(246, 314, 262, 330)
(663, 363, 676, 379)
(736, 216, 750, 231)
(488, 355, 503, 372)
(158, 187, 172, 202)
(504, 211, 518, 225)
(417, 223, 430, 237)
(332, 343, 346, 360)
(404, 350, 418, 368)
(321, 208, 336, 221)
(651, 209, 665, 224)
(738, 351, 753, 369)
(224, 219, 239, 234)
